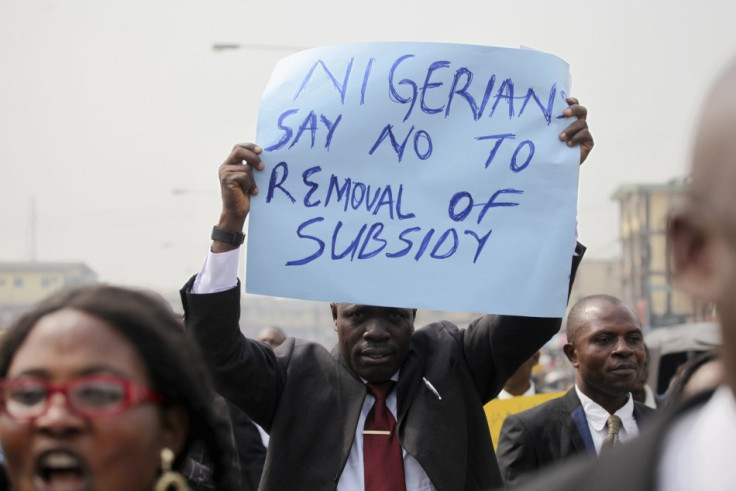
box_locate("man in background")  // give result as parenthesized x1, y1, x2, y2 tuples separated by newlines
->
(497, 351, 541, 399)
(631, 345, 658, 409)
(497, 295, 655, 486)
(257, 326, 286, 350)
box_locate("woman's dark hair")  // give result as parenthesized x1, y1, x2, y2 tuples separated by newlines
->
(0, 284, 237, 490)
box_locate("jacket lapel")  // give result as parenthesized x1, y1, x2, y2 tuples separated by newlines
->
(395, 348, 424, 427)
(332, 348, 369, 468)
(632, 401, 654, 424)
(330, 344, 427, 478)
(560, 389, 596, 454)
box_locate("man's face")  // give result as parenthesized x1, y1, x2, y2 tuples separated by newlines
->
(331, 304, 415, 383)
(566, 301, 646, 402)
(257, 328, 285, 349)
(670, 65, 736, 393)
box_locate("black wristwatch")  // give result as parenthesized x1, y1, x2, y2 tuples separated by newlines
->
(211, 226, 245, 246)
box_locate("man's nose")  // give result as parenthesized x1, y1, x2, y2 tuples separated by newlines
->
(363, 319, 390, 340)
(612, 337, 634, 356)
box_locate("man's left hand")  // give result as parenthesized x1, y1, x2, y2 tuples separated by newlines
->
(559, 97, 593, 165)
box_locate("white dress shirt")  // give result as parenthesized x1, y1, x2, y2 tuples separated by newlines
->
(497, 381, 536, 399)
(575, 385, 639, 455)
(642, 384, 658, 409)
(338, 373, 435, 491)
(192, 248, 240, 294)
(658, 386, 736, 491)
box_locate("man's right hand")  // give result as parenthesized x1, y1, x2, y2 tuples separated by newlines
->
(213, 143, 264, 253)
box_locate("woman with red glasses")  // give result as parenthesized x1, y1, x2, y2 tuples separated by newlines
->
(0, 285, 238, 491)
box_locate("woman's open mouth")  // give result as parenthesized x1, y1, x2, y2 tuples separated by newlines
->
(33, 449, 90, 491)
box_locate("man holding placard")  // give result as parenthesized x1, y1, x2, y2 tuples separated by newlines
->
(181, 43, 592, 491)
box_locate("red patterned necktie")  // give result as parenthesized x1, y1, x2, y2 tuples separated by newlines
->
(363, 381, 406, 491)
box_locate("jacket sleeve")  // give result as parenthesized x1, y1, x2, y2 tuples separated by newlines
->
(463, 243, 585, 401)
(180, 275, 284, 429)
(497, 413, 539, 487)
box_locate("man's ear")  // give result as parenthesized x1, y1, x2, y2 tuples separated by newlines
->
(161, 406, 190, 456)
(330, 303, 338, 331)
(563, 343, 578, 368)
(668, 212, 722, 303)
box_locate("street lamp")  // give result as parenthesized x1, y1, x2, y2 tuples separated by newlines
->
(172, 188, 217, 197)
(212, 42, 308, 53)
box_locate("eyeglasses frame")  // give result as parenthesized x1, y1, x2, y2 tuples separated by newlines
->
(0, 374, 165, 421)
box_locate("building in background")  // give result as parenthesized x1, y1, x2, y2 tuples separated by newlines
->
(0, 262, 97, 329)
(611, 180, 712, 328)
(568, 258, 624, 307)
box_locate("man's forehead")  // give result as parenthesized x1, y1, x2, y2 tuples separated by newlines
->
(578, 301, 641, 333)
(580, 322, 642, 337)
(335, 303, 413, 311)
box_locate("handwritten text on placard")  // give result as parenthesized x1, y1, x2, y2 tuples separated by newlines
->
(247, 43, 579, 317)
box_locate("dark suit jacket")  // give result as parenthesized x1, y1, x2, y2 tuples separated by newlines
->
(181, 247, 583, 491)
(226, 401, 266, 491)
(512, 390, 714, 491)
(496, 388, 655, 487)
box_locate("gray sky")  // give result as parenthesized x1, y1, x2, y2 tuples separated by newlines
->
(2, 0, 735, 293)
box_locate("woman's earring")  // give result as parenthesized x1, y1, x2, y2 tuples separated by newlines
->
(154, 448, 190, 491)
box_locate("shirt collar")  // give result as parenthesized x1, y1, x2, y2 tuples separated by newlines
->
(575, 385, 636, 432)
(498, 381, 536, 399)
(360, 370, 400, 385)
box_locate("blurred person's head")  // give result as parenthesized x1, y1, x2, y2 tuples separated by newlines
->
(0, 285, 236, 491)
(503, 351, 540, 396)
(257, 326, 286, 349)
(631, 344, 651, 404)
(668, 58, 736, 396)
(564, 295, 646, 413)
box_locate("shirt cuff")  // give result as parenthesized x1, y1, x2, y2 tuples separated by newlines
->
(192, 249, 240, 294)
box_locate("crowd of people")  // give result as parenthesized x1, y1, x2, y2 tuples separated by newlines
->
(0, 56, 735, 491)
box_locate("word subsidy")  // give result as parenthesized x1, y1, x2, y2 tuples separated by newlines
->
(262, 53, 566, 266)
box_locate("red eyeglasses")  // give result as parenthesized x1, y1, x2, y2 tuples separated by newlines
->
(0, 374, 165, 421)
